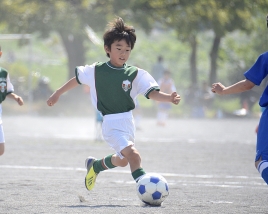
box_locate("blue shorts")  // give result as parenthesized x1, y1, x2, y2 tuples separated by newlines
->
(256, 107, 268, 161)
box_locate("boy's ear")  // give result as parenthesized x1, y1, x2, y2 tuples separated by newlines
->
(0, 51, 2, 57)
(104, 45, 109, 53)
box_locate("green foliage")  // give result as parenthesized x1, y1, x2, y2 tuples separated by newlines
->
(0, 0, 267, 116)
(6, 62, 28, 78)
(0, 34, 68, 92)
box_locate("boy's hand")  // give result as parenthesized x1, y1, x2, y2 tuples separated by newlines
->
(211, 82, 225, 95)
(47, 93, 59, 106)
(16, 96, 24, 106)
(171, 92, 181, 105)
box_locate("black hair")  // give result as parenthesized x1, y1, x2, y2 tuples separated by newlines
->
(158, 55, 163, 62)
(164, 69, 171, 75)
(103, 17, 136, 58)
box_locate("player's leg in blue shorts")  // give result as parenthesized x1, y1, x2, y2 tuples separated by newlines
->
(255, 107, 268, 185)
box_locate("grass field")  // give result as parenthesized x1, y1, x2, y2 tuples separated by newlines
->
(0, 116, 267, 214)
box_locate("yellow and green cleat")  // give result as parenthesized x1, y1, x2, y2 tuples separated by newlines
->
(85, 157, 98, 191)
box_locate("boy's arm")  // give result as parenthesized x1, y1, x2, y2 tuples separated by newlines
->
(148, 90, 181, 105)
(47, 77, 79, 106)
(211, 79, 255, 95)
(7, 93, 24, 106)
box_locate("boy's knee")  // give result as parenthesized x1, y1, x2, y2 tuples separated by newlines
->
(255, 156, 263, 168)
(122, 145, 141, 162)
(119, 158, 128, 167)
(255, 160, 260, 169)
(256, 160, 268, 185)
(0, 144, 4, 156)
(129, 147, 141, 159)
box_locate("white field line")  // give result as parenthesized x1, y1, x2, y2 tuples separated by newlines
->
(1, 165, 266, 188)
(0, 164, 261, 180)
(13, 132, 256, 145)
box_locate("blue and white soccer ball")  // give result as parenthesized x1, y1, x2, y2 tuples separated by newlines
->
(136, 173, 169, 206)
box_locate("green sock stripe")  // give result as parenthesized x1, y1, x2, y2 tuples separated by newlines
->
(104, 154, 116, 169)
(132, 168, 146, 181)
(93, 154, 116, 174)
(93, 160, 103, 174)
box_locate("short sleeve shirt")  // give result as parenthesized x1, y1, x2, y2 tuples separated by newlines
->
(0, 67, 14, 104)
(75, 62, 160, 115)
(244, 52, 268, 107)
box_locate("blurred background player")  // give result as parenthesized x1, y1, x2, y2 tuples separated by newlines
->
(211, 14, 268, 186)
(156, 70, 176, 126)
(0, 45, 24, 156)
(151, 55, 165, 82)
(185, 81, 214, 118)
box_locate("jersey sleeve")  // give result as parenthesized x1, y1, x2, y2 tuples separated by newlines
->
(133, 69, 160, 99)
(6, 74, 14, 94)
(75, 63, 95, 86)
(244, 52, 268, 86)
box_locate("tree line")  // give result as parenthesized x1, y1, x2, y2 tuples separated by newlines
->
(1, 0, 268, 85)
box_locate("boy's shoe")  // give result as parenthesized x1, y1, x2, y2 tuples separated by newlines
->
(85, 157, 98, 191)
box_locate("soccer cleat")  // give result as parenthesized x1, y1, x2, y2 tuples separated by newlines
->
(85, 156, 98, 191)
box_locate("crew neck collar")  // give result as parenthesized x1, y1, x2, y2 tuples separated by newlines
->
(106, 61, 126, 69)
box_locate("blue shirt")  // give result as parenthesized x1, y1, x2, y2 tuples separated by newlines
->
(244, 52, 268, 107)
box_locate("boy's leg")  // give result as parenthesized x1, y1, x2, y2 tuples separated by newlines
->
(85, 154, 125, 190)
(121, 145, 146, 182)
(255, 109, 268, 185)
(0, 124, 5, 156)
(92, 154, 119, 173)
(0, 143, 4, 156)
(101, 112, 145, 182)
(257, 160, 268, 185)
(85, 157, 98, 190)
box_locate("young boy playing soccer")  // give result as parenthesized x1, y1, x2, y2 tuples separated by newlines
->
(0, 46, 24, 156)
(47, 17, 181, 191)
(211, 15, 268, 185)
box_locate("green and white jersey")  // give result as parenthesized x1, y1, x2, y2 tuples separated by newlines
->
(0, 67, 14, 104)
(75, 62, 160, 116)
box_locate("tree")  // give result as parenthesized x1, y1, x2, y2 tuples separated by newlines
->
(202, 1, 254, 84)
(125, 0, 209, 85)
(127, 0, 256, 85)
(1, 0, 108, 79)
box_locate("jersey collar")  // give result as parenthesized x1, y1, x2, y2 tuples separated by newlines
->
(106, 61, 127, 70)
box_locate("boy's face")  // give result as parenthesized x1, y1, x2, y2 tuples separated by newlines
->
(0, 51, 2, 58)
(105, 39, 131, 67)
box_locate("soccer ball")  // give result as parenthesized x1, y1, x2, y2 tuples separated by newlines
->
(136, 173, 169, 206)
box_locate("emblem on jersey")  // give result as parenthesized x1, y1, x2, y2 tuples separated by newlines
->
(122, 80, 131, 92)
(0, 82, 6, 93)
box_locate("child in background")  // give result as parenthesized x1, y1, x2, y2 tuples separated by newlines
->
(47, 17, 181, 193)
(157, 70, 176, 126)
(0, 46, 24, 156)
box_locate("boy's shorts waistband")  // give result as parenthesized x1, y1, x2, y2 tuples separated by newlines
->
(103, 111, 133, 120)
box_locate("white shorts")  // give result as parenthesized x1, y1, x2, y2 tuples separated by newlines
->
(0, 105, 3, 143)
(0, 124, 4, 143)
(102, 111, 135, 159)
